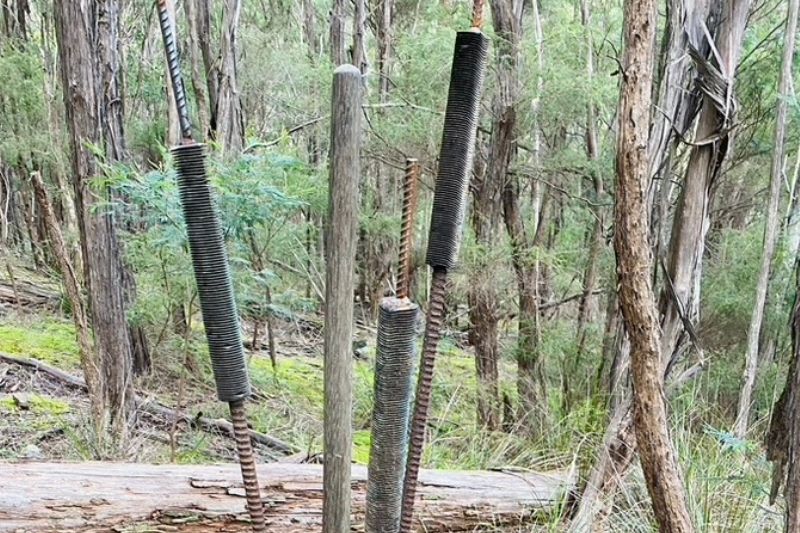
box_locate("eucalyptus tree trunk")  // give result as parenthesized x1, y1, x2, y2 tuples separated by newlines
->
(503, 181, 551, 435)
(469, 0, 524, 431)
(352, 0, 367, 73)
(191, 0, 218, 133)
(734, 0, 798, 438)
(571, 0, 752, 527)
(54, 0, 136, 445)
(184, 0, 211, 139)
(612, 0, 694, 523)
(660, 0, 751, 374)
(329, 0, 346, 66)
(216, 0, 244, 156)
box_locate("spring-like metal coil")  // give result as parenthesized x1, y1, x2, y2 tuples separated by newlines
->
(156, 0, 192, 140)
(172, 143, 250, 402)
(399, 268, 448, 533)
(397, 159, 420, 300)
(230, 400, 267, 532)
(366, 297, 420, 533)
(425, 31, 489, 270)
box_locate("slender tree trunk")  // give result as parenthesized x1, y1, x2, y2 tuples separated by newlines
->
(184, 0, 211, 139)
(100, 0, 151, 376)
(469, 0, 523, 431)
(216, 0, 243, 156)
(352, 0, 366, 73)
(660, 0, 750, 373)
(572, 0, 751, 526)
(734, 0, 798, 438)
(30, 172, 103, 439)
(613, 0, 693, 526)
(569, 0, 606, 410)
(54, 0, 136, 444)
(193, 0, 218, 133)
(329, 0, 346, 66)
(504, 178, 550, 435)
(785, 143, 800, 264)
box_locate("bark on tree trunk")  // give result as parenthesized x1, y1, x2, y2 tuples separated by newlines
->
(504, 177, 550, 436)
(613, 0, 694, 526)
(329, 0, 346, 66)
(29, 171, 103, 439)
(54, 0, 136, 444)
(767, 266, 800, 531)
(184, 0, 211, 139)
(573, 0, 752, 525)
(352, 0, 366, 73)
(216, 0, 244, 156)
(468, 0, 524, 432)
(734, 0, 798, 438)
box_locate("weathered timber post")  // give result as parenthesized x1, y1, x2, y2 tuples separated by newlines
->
(323, 64, 362, 533)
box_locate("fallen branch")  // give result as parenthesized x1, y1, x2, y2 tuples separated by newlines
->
(0, 280, 60, 309)
(0, 352, 297, 455)
(0, 461, 575, 532)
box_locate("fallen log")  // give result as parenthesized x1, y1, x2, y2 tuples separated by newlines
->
(0, 461, 574, 532)
(0, 280, 61, 309)
(0, 352, 298, 455)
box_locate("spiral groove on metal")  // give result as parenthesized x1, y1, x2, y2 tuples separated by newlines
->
(366, 297, 420, 533)
(397, 159, 420, 300)
(399, 268, 447, 533)
(425, 31, 489, 271)
(230, 400, 267, 532)
(156, 0, 192, 140)
(157, 7, 266, 530)
(399, 30, 488, 533)
(172, 143, 251, 403)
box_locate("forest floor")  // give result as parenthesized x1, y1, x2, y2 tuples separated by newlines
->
(0, 255, 786, 531)
(0, 256, 569, 473)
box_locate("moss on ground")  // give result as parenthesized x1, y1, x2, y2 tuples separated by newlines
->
(0, 318, 80, 369)
(0, 394, 71, 415)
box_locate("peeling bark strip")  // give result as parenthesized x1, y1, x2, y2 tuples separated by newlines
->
(0, 462, 574, 532)
(612, 0, 693, 529)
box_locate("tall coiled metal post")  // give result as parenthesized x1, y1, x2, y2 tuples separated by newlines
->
(399, 30, 488, 533)
(157, 2, 266, 531)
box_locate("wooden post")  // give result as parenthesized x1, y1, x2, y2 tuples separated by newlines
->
(323, 64, 361, 533)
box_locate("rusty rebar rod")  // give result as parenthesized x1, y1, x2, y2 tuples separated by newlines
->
(472, 0, 486, 30)
(399, 268, 447, 533)
(397, 159, 420, 300)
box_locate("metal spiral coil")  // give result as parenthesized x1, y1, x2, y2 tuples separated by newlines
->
(172, 143, 250, 403)
(425, 31, 489, 270)
(366, 297, 420, 533)
(397, 159, 420, 300)
(156, 0, 192, 140)
(399, 268, 448, 533)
